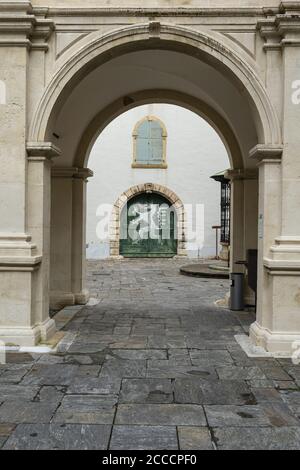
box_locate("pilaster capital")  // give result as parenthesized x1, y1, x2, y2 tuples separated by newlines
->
(257, 20, 282, 51)
(26, 142, 61, 161)
(0, 2, 55, 50)
(225, 168, 258, 181)
(249, 144, 283, 162)
(277, 3, 300, 44)
(30, 17, 55, 51)
(276, 18, 300, 45)
(51, 167, 76, 178)
(75, 168, 94, 180)
(51, 167, 93, 180)
(257, 4, 300, 49)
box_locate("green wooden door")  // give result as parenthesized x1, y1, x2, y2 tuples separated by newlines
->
(120, 193, 177, 258)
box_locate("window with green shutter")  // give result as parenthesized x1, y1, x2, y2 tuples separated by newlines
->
(132, 116, 167, 168)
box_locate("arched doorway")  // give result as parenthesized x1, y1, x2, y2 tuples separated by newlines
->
(120, 192, 177, 258)
(110, 183, 186, 259)
(29, 25, 277, 345)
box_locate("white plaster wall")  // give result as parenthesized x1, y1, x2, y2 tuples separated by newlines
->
(86, 104, 229, 259)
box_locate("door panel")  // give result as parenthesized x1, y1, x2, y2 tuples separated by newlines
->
(120, 193, 177, 258)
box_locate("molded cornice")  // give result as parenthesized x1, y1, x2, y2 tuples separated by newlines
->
(51, 167, 93, 180)
(258, 4, 300, 48)
(0, 2, 32, 14)
(225, 168, 258, 181)
(249, 144, 283, 161)
(0, 2, 54, 49)
(44, 7, 279, 19)
(280, 2, 300, 14)
(26, 142, 61, 159)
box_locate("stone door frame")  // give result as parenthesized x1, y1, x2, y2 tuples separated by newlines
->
(110, 183, 187, 258)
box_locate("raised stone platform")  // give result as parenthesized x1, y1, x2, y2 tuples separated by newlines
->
(180, 263, 230, 279)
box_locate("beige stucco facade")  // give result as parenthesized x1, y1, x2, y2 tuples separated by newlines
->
(0, 0, 299, 354)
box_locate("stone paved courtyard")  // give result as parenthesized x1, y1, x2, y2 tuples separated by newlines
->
(0, 259, 300, 450)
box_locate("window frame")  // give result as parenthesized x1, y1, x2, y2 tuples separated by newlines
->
(132, 115, 168, 169)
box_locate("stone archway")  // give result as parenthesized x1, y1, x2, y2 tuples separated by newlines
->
(29, 22, 281, 146)
(39, 24, 274, 330)
(2, 5, 300, 355)
(28, 25, 282, 349)
(110, 183, 187, 259)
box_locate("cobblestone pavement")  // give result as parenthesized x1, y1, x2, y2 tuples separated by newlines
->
(1, 259, 300, 450)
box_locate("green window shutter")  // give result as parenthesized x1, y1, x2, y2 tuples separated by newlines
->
(150, 137, 163, 163)
(136, 119, 164, 165)
(149, 121, 163, 163)
(136, 137, 150, 162)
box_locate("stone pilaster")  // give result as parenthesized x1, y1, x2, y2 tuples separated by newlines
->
(26, 142, 60, 341)
(249, 144, 300, 353)
(0, 3, 54, 345)
(72, 168, 93, 305)
(257, 19, 283, 119)
(50, 167, 92, 309)
(225, 168, 258, 305)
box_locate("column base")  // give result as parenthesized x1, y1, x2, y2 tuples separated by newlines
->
(0, 235, 56, 347)
(50, 290, 90, 309)
(244, 287, 256, 306)
(219, 243, 230, 262)
(39, 317, 56, 342)
(74, 289, 90, 305)
(0, 319, 56, 347)
(250, 321, 300, 356)
(50, 292, 75, 309)
(0, 326, 40, 347)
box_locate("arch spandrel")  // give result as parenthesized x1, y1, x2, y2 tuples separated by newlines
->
(29, 23, 281, 157)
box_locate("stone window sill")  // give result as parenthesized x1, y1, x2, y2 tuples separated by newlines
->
(132, 163, 168, 169)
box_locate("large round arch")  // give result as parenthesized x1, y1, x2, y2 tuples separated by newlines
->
(38, 22, 281, 344)
(75, 89, 243, 170)
(110, 183, 187, 258)
(29, 22, 281, 162)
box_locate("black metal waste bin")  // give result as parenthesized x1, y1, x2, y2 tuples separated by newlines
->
(230, 273, 244, 311)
